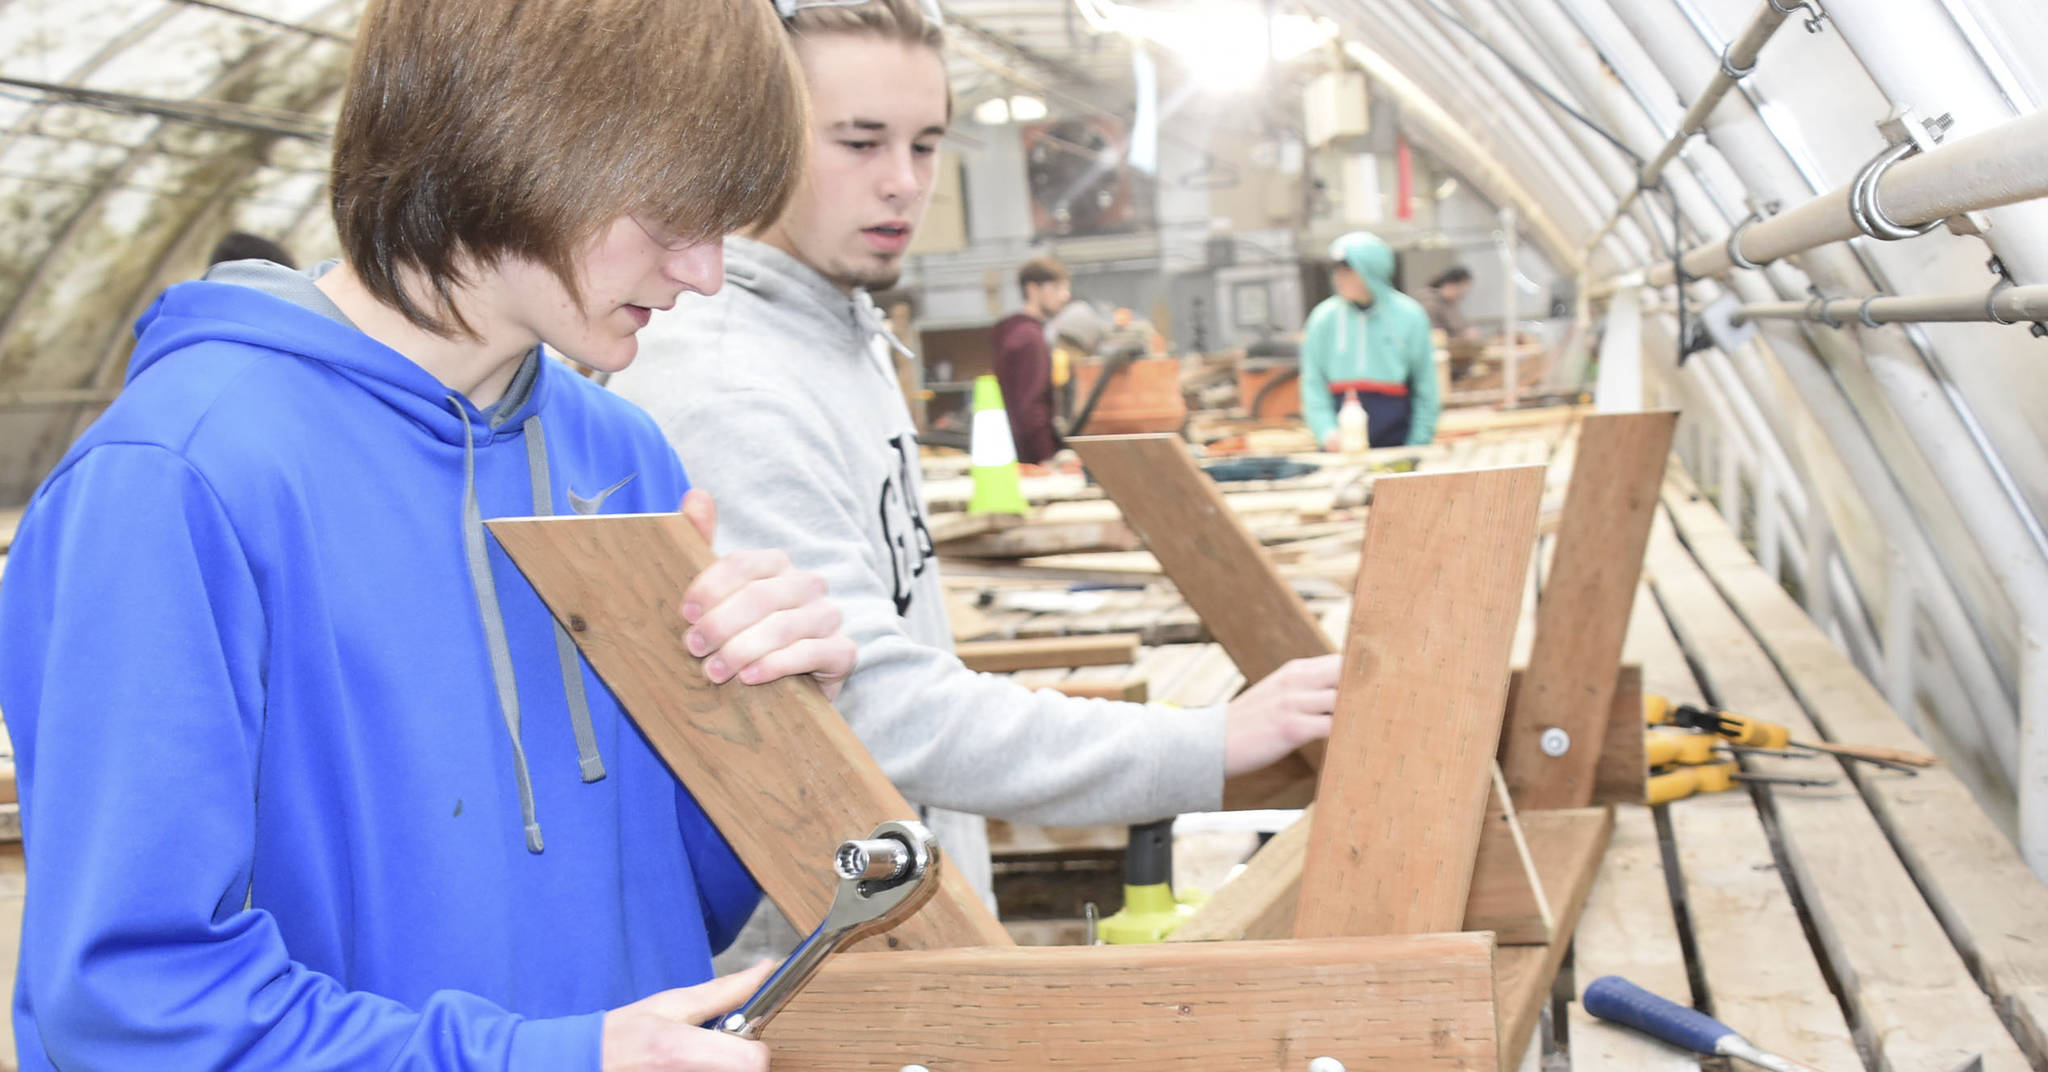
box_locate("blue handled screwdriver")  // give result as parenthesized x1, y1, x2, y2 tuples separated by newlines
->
(1583, 975, 1825, 1071)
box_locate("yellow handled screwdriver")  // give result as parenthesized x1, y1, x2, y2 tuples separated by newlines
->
(1646, 760, 1834, 805)
(1646, 694, 1785, 745)
(1646, 730, 1720, 767)
(1646, 694, 1934, 772)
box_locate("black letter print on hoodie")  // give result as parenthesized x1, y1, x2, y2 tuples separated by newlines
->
(878, 433, 937, 615)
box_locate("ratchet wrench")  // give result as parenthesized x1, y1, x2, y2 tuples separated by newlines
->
(714, 819, 939, 1038)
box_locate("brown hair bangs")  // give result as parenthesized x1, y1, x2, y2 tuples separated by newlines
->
(783, 0, 945, 52)
(1018, 256, 1068, 289)
(331, 0, 808, 337)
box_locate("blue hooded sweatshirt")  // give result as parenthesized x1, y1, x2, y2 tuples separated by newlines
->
(0, 262, 760, 1069)
(1299, 231, 1441, 447)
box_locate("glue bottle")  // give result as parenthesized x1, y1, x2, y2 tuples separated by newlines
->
(1337, 390, 1368, 454)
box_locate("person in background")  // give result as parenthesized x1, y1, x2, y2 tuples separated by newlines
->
(1299, 231, 1440, 449)
(1421, 265, 1477, 341)
(1044, 297, 1106, 430)
(0, 0, 848, 1068)
(206, 231, 296, 269)
(609, 0, 1342, 965)
(990, 256, 1071, 465)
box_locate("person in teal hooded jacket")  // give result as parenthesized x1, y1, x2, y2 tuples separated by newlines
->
(1299, 231, 1441, 448)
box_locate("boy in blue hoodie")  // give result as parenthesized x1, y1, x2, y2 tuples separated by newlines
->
(0, 1, 845, 1069)
(1299, 231, 1442, 449)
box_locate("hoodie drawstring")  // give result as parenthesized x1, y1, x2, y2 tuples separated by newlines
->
(854, 290, 914, 360)
(520, 414, 607, 783)
(452, 396, 607, 854)
(454, 397, 545, 853)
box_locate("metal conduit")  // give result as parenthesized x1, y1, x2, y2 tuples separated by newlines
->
(1625, 107, 2048, 288)
(1581, 0, 1791, 257)
(1734, 284, 2048, 327)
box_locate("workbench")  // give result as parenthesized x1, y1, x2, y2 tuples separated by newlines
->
(957, 412, 2046, 1071)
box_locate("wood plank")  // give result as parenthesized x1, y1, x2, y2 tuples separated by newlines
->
(1664, 485, 2048, 1064)
(1647, 510, 2033, 1070)
(954, 633, 1141, 673)
(1500, 664, 1646, 807)
(924, 511, 1022, 545)
(1074, 440, 1552, 944)
(1490, 806, 1613, 1072)
(1167, 806, 1311, 943)
(1618, 578, 1860, 1067)
(773, 934, 1499, 1069)
(1591, 665, 1647, 806)
(488, 512, 1010, 950)
(940, 520, 1139, 558)
(1049, 678, 1148, 702)
(1169, 805, 1569, 946)
(1069, 434, 1328, 809)
(1500, 411, 1678, 808)
(1565, 805, 1700, 1071)
(1296, 466, 1546, 938)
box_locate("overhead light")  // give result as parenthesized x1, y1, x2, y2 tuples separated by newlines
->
(973, 96, 1010, 125)
(1009, 95, 1048, 121)
(1435, 177, 1460, 200)
(1075, 0, 1338, 90)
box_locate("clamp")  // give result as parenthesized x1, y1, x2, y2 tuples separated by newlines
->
(1847, 107, 1952, 242)
(1984, 255, 2048, 337)
(1768, 0, 1828, 33)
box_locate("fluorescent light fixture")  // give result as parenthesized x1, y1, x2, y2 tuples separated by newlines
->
(973, 96, 1010, 125)
(1008, 94, 1048, 121)
(1074, 0, 1336, 90)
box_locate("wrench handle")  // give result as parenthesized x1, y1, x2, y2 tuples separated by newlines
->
(713, 920, 842, 1038)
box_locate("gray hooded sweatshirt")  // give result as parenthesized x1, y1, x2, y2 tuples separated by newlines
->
(608, 237, 1227, 907)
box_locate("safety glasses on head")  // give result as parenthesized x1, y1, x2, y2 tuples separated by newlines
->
(773, 0, 946, 27)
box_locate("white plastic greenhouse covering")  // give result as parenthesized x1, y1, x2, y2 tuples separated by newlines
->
(0, 0, 2044, 875)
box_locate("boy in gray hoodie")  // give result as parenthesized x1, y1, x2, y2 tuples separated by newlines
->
(607, 0, 1340, 931)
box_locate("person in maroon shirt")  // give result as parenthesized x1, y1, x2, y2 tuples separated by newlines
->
(990, 256, 1071, 464)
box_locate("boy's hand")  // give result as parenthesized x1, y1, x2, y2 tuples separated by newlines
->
(601, 960, 773, 1071)
(678, 490, 857, 699)
(1221, 653, 1341, 776)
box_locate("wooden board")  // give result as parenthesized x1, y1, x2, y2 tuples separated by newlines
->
(940, 520, 1139, 558)
(1490, 806, 1614, 1071)
(1070, 434, 1328, 809)
(488, 512, 1011, 950)
(1664, 486, 2048, 1063)
(1591, 665, 1647, 806)
(954, 634, 1141, 673)
(1500, 411, 1678, 808)
(1614, 578, 1860, 1064)
(1169, 805, 1573, 947)
(1501, 664, 1648, 807)
(1647, 510, 2033, 1070)
(773, 934, 1499, 1069)
(1296, 466, 1546, 938)
(1564, 805, 1700, 1071)
(1049, 678, 1148, 702)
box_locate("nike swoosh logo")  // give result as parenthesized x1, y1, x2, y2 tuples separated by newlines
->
(568, 473, 637, 515)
